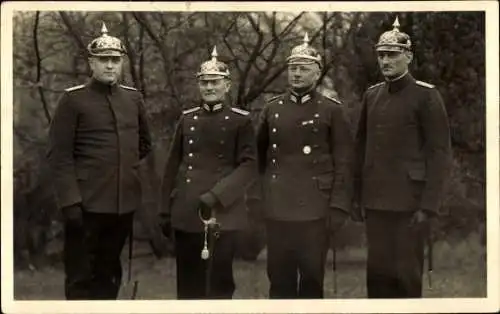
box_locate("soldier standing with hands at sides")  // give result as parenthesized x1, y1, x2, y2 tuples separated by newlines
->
(353, 17, 452, 298)
(159, 47, 258, 299)
(256, 33, 354, 299)
(47, 23, 152, 299)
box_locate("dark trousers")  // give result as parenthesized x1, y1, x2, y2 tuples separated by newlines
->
(64, 211, 134, 300)
(266, 219, 329, 299)
(174, 229, 237, 299)
(365, 209, 425, 298)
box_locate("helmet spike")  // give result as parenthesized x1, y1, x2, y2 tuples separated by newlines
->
(211, 46, 218, 62)
(392, 16, 400, 31)
(101, 22, 108, 36)
(303, 32, 310, 46)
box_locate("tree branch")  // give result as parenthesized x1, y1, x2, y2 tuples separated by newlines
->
(238, 13, 264, 106)
(33, 11, 51, 124)
(257, 12, 305, 57)
(139, 24, 146, 97)
(223, 16, 243, 78)
(122, 13, 139, 90)
(132, 12, 181, 108)
(58, 12, 86, 52)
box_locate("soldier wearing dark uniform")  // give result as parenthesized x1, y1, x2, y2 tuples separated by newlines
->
(256, 34, 354, 299)
(47, 23, 152, 300)
(353, 17, 452, 298)
(159, 47, 258, 299)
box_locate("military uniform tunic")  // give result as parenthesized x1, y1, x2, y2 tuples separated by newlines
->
(257, 90, 353, 220)
(161, 103, 257, 232)
(48, 79, 152, 214)
(355, 73, 452, 214)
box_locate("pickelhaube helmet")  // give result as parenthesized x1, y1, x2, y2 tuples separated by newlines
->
(375, 16, 412, 52)
(196, 46, 230, 80)
(287, 33, 322, 68)
(87, 22, 127, 57)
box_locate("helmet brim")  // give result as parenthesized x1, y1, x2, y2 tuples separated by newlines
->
(89, 49, 125, 57)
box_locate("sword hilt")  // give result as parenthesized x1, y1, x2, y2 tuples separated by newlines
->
(200, 213, 218, 260)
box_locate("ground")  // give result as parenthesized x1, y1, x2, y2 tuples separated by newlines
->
(14, 233, 486, 300)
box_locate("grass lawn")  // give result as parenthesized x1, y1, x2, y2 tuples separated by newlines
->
(13, 233, 486, 300)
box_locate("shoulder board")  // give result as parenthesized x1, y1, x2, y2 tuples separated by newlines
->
(323, 94, 342, 105)
(231, 107, 250, 116)
(64, 84, 85, 92)
(120, 84, 138, 91)
(367, 82, 384, 90)
(267, 94, 284, 103)
(182, 106, 201, 115)
(416, 80, 435, 89)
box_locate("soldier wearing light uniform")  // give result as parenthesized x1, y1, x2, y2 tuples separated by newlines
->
(159, 47, 258, 299)
(353, 17, 452, 298)
(47, 23, 152, 299)
(256, 34, 354, 298)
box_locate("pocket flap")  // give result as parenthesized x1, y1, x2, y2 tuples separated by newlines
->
(407, 162, 427, 181)
(317, 174, 333, 190)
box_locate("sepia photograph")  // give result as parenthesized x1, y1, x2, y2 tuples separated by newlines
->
(1, 1, 498, 313)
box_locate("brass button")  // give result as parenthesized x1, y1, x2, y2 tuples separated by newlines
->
(189, 139, 194, 144)
(186, 178, 191, 183)
(303, 145, 311, 155)
(188, 165, 193, 170)
(188, 153, 194, 157)
(190, 126, 195, 131)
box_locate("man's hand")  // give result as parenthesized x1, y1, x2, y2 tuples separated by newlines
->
(328, 208, 349, 233)
(61, 203, 83, 226)
(198, 192, 219, 221)
(410, 209, 433, 226)
(198, 201, 212, 221)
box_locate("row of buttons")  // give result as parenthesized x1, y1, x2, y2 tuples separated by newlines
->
(269, 143, 314, 155)
(270, 174, 322, 181)
(185, 114, 231, 184)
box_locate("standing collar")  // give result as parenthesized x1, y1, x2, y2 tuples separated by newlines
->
(289, 89, 315, 104)
(202, 102, 225, 113)
(386, 72, 414, 93)
(88, 78, 119, 94)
